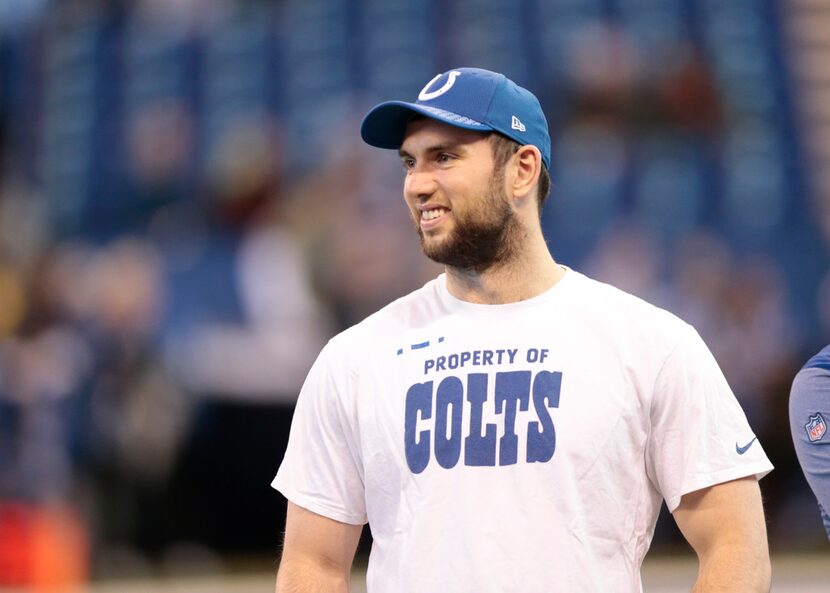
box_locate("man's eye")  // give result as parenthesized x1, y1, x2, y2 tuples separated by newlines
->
(437, 153, 454, 163)
(402, 158, 415, 170)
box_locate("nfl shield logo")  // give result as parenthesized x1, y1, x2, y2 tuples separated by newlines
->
(805, 413, 827, 443)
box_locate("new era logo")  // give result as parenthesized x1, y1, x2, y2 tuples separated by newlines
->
(511, 116, 526, 132)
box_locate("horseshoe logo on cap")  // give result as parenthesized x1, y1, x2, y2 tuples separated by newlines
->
(418, 70, 462, 101)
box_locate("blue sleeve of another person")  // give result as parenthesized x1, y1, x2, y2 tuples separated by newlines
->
(789, 344, 830, 540)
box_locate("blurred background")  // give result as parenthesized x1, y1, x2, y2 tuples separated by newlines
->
(0, 0, 828, 590)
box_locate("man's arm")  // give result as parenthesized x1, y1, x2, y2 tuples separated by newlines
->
(672, 476, 770, 593)
(275, 502, 363, 593)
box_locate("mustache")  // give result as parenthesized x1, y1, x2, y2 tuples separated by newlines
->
(413, 181, 519, 273)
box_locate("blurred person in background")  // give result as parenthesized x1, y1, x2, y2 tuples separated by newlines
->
(0, 231, 185, 574)
(161, 114, 334, 552)
(80, 237, 190, 561)
(286, 115, 441, 331)
(113, 98, 195, 239)
(0, 241, 98, 587)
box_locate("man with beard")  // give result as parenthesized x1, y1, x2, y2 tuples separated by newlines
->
(272, 68, 772, 593)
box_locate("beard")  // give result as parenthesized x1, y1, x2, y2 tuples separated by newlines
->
(416, 171, 522, 273)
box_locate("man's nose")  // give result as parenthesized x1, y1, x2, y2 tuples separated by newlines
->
(404, 167, 438, 200)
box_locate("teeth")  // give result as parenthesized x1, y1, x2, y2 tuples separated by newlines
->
(422, 208, 447, 221)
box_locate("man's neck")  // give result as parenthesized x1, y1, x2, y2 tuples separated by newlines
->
(443, 232, 564, 305)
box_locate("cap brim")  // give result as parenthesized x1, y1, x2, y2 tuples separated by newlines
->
(360, 101, 492, 149)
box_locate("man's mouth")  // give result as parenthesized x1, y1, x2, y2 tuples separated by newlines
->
(421, 207, 449, 222)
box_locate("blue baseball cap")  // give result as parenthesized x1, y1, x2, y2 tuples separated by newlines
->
(361, 67, 551, 170)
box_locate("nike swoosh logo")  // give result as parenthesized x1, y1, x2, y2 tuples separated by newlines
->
(736, 437, 758, 455)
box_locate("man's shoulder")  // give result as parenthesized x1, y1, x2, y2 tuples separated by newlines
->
(569, 269, 687, 332)
(563, 269, 701, 368)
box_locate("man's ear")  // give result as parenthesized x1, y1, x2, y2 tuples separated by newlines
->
(511, 145, 542, 201)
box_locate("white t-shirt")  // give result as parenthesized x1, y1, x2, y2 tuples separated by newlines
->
(273, 268, 773, 593)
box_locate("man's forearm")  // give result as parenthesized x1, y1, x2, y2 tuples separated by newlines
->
(691, 542, 770, 593)
(275, 559, 350, 593)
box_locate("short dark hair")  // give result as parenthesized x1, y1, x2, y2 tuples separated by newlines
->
(488, 133, 551, 218)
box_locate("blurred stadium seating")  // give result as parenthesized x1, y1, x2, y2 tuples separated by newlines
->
(0, 0, 828, 587)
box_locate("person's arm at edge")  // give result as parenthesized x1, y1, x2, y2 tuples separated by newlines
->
(275, 502, 363, 593)
(672, 476, 771, 593)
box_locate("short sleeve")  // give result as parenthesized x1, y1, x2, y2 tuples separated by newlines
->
(272, 344, 368, 525)
(646, 324, 773, 512)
